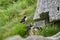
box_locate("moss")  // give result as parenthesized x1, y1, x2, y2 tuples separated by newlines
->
(40, 12, 49, 20)
(40, 12, 49, 24)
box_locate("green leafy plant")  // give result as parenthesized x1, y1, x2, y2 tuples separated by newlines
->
(39, 24, 60, 37)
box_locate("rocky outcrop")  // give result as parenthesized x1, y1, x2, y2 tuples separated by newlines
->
(34, 20, 45, 28)
(33, 0, 60, 27)
(5, 32, 60, 40)
(5, 35, 24, 40)
(26, 35, 54, 40)
(34, 0, 60, 22)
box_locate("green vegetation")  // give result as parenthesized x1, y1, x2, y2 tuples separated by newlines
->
(0, 30, 3, 40)
(0, 0, 37, 39)
(39, 23, 60, 37)
(0, 0, 60, 40)
(39, 12, 60, 37)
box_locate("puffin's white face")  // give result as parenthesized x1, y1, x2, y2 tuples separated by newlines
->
(34, 28, 38, 31)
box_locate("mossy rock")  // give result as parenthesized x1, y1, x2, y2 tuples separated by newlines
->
(40, 12, 49, 20)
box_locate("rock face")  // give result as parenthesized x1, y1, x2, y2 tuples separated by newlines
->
(34, 20, 45, 28)
(26, 36, 52, 40)
(33, 0, 60, 27)
(5, 35, 24, 40)
(34, 0, 60, 21)
(5, 32, 60, 40)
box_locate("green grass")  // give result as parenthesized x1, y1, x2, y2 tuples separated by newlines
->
(39, 24, 60, 37)
(0, 0, 37, 39)
(0, 30, 3, 40)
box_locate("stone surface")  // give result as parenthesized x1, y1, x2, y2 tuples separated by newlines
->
(5, 32, 60, 40)
(25, 35, 53, 40)
(33, 0, 60, 22)
(5, 35, 24, 40)
(34, 20, 45, 27)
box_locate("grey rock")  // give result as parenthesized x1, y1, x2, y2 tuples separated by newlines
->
(5, 32, 60, 40)
(5, 35, 24, 40)
(34, 0, 60, 22)
(25, 35, 53, 40)
(34, 20, 45, 28)
(33, 0, 60, 27)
